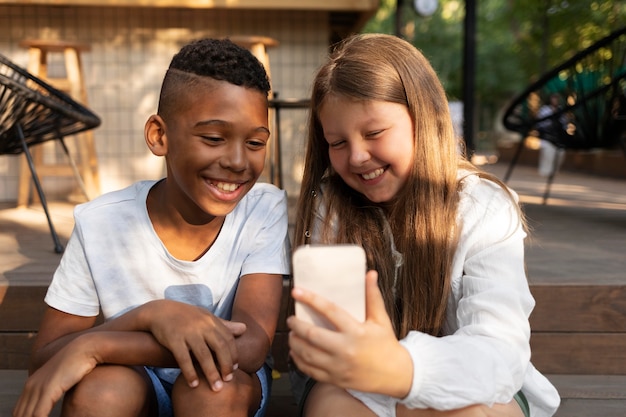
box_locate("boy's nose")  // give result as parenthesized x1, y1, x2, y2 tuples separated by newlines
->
(221, 143, 246, 171)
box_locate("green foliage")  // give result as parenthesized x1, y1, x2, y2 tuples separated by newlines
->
(362, 0, 626, 132)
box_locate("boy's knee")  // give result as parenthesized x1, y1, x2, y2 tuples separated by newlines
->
(172, 370, 262, 417)
(62, 365, 153, 417)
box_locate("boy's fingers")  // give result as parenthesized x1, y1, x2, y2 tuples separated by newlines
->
(204, 333, 238, 384)
(187, 325, 238, 391)
(220, 319, 247, 337)
(195, 356, 223, 391)
(191, 341, 229, 391)
(13, 386, 51, 417)
(170, 346, 200, 388)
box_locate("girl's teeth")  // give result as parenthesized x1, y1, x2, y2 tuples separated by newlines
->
(362, 168, 384, 180)
(215, 182, 239, 192)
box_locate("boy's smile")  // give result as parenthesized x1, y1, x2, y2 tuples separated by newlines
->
(150, 79, 269, 223)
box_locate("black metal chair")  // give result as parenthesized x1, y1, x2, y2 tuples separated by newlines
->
(502, 26, 626, 204)
(0, 53, 101, 253)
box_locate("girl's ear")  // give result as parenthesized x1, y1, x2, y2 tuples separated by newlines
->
(145, 114, 167, 156)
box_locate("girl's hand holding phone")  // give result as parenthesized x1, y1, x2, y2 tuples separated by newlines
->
(288, 246, 413, 398)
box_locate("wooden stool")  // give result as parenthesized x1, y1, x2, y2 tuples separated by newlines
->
(17, 39, 100, 207)
(229, 36, 282, 187)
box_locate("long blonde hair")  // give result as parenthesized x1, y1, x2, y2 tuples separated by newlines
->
(295, 34, 511, 338)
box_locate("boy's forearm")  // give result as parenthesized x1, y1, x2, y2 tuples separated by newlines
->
(29, 302, 156, 373)
(75, 330, 177, 368)
(233, 333, 271, 373)
(96, 301, 155, 332)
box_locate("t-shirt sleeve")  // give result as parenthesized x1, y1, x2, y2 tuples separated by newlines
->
(240, 186, 291, 277)
(45, 223, 101, 317)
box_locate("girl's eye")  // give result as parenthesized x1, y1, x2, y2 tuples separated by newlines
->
(328, 139, 346, 148)
(247, 138, 267, 149)
(366, 129, 384, 138)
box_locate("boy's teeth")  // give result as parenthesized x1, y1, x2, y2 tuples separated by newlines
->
(362, 168, 384, 180)
(215, 182, 239, 192)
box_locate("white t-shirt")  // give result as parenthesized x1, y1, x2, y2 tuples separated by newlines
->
(312, 174, 560, 417)
(46, 179, 291, 322)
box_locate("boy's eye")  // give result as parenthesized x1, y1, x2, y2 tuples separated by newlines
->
(201, 135, 223, 143)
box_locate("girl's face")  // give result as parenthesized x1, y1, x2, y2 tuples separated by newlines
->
(319, 95, 414, 203)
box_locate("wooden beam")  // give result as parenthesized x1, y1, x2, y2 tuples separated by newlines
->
(0, 0, 380, 11)
(0, 286, 47, 332)
(530, 285, 626, 332)
(531, 333, 626, 375)
(0, 333, 36, 369)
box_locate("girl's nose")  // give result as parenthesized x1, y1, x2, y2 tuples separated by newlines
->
(349, 142, 371, 166)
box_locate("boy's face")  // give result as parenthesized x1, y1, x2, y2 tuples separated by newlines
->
(158, 79, 269, 218)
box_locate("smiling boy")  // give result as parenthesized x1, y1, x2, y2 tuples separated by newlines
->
(13, 38, 290, 417)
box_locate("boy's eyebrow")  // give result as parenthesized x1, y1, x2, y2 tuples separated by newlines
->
(195, 119, 270, 134)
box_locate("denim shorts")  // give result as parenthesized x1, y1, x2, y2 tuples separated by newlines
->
(145, 364, 272, 417)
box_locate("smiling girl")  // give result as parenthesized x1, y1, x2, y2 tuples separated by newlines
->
(287, 33, 560, 417)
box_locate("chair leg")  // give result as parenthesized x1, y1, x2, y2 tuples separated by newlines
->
(17, 125, 64, 253)
(58, 135, 90, 201)
(503, 133, 528, 183)
(542, 147, 564, 205)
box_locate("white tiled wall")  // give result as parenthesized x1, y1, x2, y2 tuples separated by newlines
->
(0, 5, 328, 202)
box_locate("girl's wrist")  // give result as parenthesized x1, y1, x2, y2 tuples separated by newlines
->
(387, 343, 414, 399)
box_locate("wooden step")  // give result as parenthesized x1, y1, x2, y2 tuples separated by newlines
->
(3, 282, 626, 374)
(529, 284, 626, 375)
(549, 374, 626, 417)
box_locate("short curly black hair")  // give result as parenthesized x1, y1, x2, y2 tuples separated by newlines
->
(157, 38, 271, 119)
(169, 38, 270, 93)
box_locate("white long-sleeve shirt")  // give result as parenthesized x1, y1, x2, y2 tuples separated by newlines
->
(316, 173, 560, 417)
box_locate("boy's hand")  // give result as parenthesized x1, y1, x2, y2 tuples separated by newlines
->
(143, 300, 246, 391)
(12, 335, 99, 417)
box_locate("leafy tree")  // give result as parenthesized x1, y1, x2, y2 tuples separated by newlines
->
(362, 0, 626, 145)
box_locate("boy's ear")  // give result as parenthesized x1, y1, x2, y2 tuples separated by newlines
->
(145, 114, 168, 156)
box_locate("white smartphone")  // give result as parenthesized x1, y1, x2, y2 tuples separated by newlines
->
(292, 244, 366, 329)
